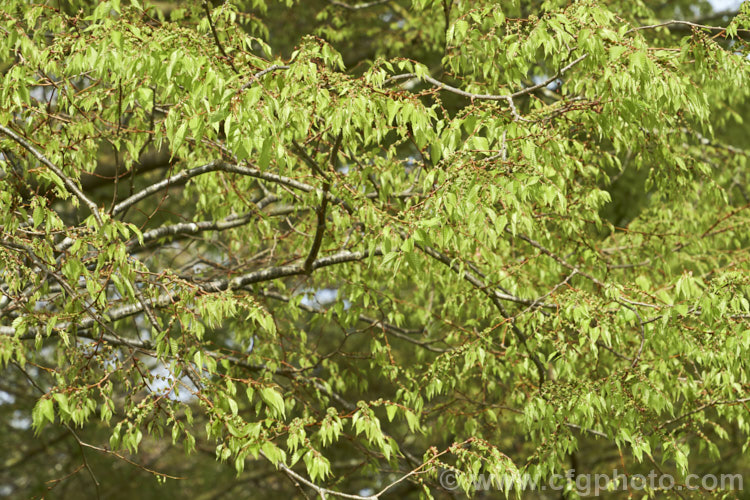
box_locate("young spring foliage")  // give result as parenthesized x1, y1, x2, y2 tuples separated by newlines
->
(0, 0, 749, 497)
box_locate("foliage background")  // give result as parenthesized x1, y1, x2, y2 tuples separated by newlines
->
(0, 0, 749, 498)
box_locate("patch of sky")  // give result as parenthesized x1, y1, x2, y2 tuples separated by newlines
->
(9, 410, 31, 430)
(298, 288, 351, 311)
(0, 391, 15, 405)
(709, 0, 742, 11)
(148, 362, 198, 403)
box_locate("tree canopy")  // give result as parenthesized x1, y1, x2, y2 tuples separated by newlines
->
(1, 0, 749, 498)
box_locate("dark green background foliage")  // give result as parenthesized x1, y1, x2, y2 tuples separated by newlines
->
(1, 0, 749, 498)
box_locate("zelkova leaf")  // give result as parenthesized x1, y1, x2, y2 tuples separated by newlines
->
(1, 0, 749, 497)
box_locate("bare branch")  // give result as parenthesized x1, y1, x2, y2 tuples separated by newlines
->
(203, 249, 381, 292)
(130, 195, 282, 248)
(112, 161, 315, 215)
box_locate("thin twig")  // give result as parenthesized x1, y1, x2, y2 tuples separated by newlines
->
(617, 300, 646, 368)
(272, 452, 431, 500)
(654, 397, 750, 432)
(414, 239, 547, 388)
(203, 1, 239, 73)
(13, 363, 101, 498)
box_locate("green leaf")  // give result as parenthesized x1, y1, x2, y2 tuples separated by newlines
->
(260, 387, 285, 419)
(258, 136, 273, 169)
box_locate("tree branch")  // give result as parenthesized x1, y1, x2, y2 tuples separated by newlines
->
(203, 1, 239, 73)
(327, 0, 391, 10)
(129, 195, 281, 248)
(0, 124, 103, 227)
(272, 453, 430, 500)
(384, 54, 587, 121)
(304, 186, 329, 274)
(259, 290, 443, 353)
(414, 240, 547, 387)
(112, 160, 316, 215)
(239, 64, 290, 92)
(627, 19, 750, 36)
